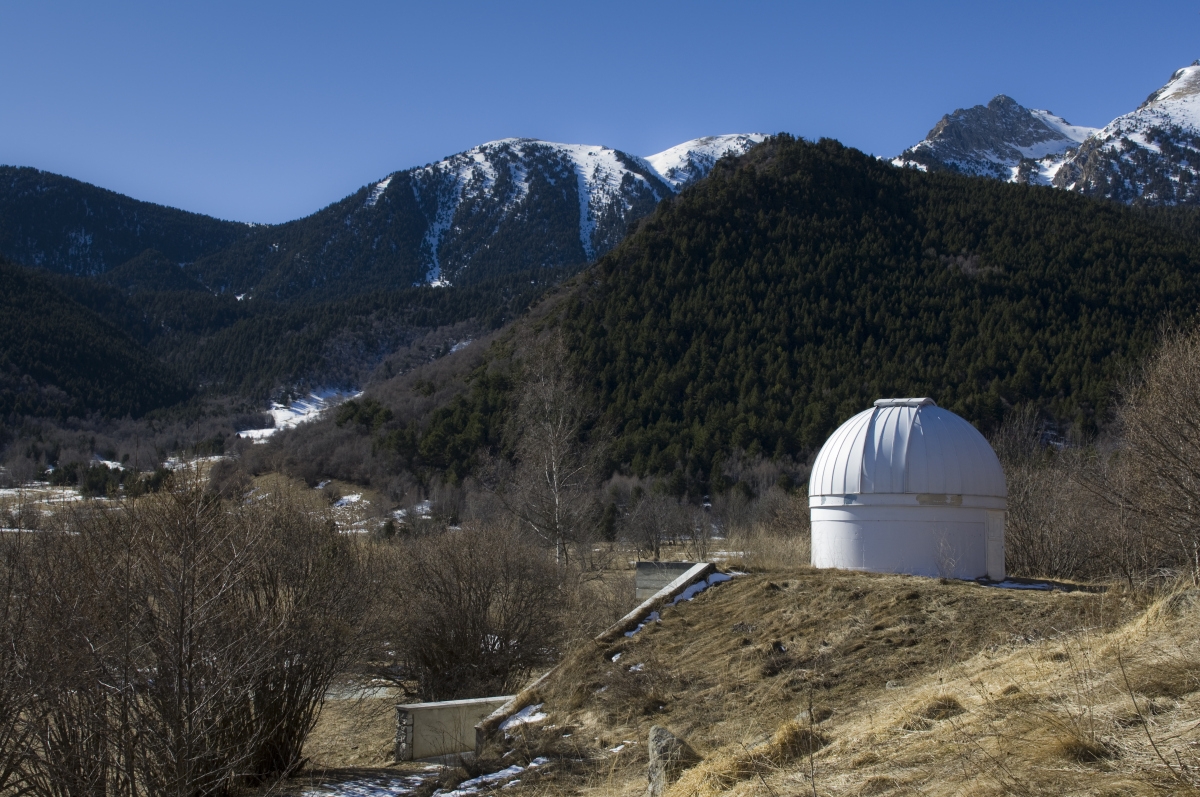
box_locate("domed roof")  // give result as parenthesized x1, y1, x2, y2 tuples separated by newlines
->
(809, 398, 1006, 498)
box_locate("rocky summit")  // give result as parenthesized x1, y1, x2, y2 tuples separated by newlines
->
(896, 61, 1200, 205)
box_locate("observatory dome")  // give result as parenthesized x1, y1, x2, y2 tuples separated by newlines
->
(809, 398, 1006, 499)
(808, 398, 1007, 581)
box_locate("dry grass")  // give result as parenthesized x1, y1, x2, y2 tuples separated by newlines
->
(303, 695, 399, 769)
(480, 566, 1154, 797)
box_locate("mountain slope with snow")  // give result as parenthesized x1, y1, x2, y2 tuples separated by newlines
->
(185, 134, 764, 298)
(1053, 64, 1200, 203)
(896, 61, 1200, 205)
(893, 96, 1096, 184)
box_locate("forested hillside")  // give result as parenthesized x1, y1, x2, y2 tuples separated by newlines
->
(0, 166, 249, 275)
(354, 136, 1200, 493)
(0, 258, 188, 419)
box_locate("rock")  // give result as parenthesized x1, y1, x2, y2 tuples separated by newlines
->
(647, 725, 700, 797)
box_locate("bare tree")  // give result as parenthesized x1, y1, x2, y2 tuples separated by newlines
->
(503, 334, 605, 568)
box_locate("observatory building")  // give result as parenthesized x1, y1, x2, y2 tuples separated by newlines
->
(808, 398, 1006, 581)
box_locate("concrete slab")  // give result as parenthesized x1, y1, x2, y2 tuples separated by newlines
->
(395, 695, 514, 761)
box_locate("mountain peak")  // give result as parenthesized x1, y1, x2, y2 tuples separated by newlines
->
(1140, 63, 1200, 109)
(893, 96, 1094, 183)
(896, 61, 1200, 205)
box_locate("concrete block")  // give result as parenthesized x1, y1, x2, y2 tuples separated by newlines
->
(396, 695, 513, 761)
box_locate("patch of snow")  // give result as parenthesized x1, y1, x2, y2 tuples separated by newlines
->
(624, 610, 660, 637)
(434, 758, 548, 796)
(333, 493, 362, 508)
(237, 387, 361, 443)
(628, 663, 644, 673)
(985, 579, 1053, 591)
(92, 458, 124, 471)
(499, 703, 548, 732)
(365, 175, 393, 207)
(300, 772, 427, 797)
(450, 339, 472, 353)
(610, 651, 621, 662)
(670, 571, 733, 605)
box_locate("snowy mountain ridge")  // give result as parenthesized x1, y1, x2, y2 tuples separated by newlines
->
(896, 62, 1200, 204)
(365, 134, 764, 285)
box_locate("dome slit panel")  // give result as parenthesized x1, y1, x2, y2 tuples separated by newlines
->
(905, 411, 929, 493)
(891, 406, 913, 492)
(921, 408, 949, 494)
(861, 410, 884, 492)
(936, 412, 964, 494)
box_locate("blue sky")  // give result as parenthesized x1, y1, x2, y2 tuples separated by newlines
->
(2, 0, 1197, 223)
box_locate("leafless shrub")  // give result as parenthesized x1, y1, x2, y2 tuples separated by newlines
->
(991, 407, 1152, 582)
(380, 523, 563, 700)
(2, 472, 368, 796)
(1108, 322, 1200, 583)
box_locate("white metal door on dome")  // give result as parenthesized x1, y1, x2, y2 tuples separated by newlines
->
(985, 511, 1005, 581)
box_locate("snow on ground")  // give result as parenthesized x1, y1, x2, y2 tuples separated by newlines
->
(1029, 109, 1098, 147)
(333, 493, 362, 508)
(625, 611, 660, 637)
(449, 339, 472, 353)
(237, 387, 361, 443)
(498, 703, 548, 732)
(986, 579, 1053, 591)
(434, 758, 549, 796)
(298, 769, 435, 797)
(670, 571, 733, 605)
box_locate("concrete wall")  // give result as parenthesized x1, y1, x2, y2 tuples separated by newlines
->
(635, 561, 699, 601)
(396, 695, 513, 761)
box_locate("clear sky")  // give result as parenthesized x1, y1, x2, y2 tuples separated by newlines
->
(2, 0, 1197, 223)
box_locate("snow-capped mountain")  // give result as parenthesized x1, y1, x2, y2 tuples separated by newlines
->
(893, 96, 1097, 184)
(895, 61, 1200, 205)
(184, 134, 764, 298)
(377, 135, 765, 285)
(1053, 64, 1200, 203)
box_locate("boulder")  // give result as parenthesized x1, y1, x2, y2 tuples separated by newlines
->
(647, 725, 700, 797)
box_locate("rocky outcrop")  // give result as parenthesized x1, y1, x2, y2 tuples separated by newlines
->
(647, 725, 700, 797)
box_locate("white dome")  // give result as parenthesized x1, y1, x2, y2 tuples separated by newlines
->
(809, 398, 1006, 498)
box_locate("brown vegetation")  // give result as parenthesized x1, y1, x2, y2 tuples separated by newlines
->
(0, 473, 370, 797)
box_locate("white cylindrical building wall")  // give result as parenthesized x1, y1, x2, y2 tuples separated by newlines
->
(808, 398, 1007, 581)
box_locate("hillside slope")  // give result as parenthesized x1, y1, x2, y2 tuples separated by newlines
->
(186, 136, 765, 301)
(559, 135, 1200, 478)
(0, 258, 188, 418)
(473, 570, 1194, 797)
(0, 166, 249, 276)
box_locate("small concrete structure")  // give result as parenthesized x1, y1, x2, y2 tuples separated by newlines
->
(809, 398, 1007, 581)
(635, 561, 699, 600)
(396, 695, 513, 761)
